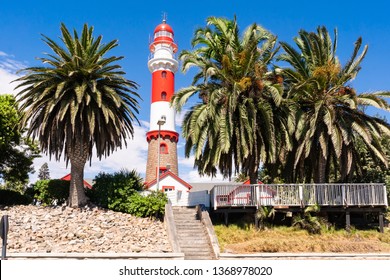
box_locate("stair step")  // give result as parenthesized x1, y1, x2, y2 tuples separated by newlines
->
(179, 240, 211, 244)
(177, 230, 207, 235)
(178, 235, 206, 238)
(175, 223, 203, 228)
(183, 251, 210, 257)
(175, 220, 201, 222)
(181, 250, 212, 255)
(178, 239, 209, 243)
(174, 221, 202, 224)
(174, 217, 198, 220)
(177, 230, 208, 234)
(179, 242, 210, 248)
(175, 224, 203, 228)
(176, 226, 204, 230)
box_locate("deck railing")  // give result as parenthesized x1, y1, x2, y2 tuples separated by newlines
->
(210, 183, 388, 210)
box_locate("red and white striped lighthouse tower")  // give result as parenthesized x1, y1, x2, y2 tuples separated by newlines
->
(145, 19, 179, 185)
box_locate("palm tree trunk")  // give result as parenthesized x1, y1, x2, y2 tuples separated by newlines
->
(249, 155, 260, 184)
(315, 154, 327, 183)
(67, 141, 88, 207)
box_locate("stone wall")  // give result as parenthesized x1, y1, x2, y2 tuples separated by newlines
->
(0, 205, 172, 253)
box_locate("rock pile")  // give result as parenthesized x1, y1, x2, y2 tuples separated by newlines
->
(0, 205, 172, 253)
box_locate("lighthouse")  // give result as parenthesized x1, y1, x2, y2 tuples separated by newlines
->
(145, 19, 179, 187)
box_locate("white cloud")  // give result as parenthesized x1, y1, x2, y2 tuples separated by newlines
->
(178, 155, 195, 168)
(175, 109, 188, 127)
(0, 52, 27, 71)
(0, 68, 19, 94)
(182, 170, 226, 183)
(178, 154, 228, 183)
(0, 51, 26, 95)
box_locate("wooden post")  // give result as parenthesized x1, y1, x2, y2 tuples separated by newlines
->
(342, 185, 346, 206)
(379, 212, 384, 233)
(213, 188, 218, 211)
(299, 185, 304, 208)
(254, 212, 259, 229)
(224, 212, 229, 226)
(346, 211, 351, 232)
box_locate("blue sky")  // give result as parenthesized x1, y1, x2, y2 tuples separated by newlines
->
(1, 0, 389, 183)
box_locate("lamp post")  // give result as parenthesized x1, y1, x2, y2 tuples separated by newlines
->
(156, 116, 166, 191)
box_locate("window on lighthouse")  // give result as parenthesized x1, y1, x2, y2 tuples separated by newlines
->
(160, 143, 168, 154)
(155, 31, 173, 39)
(161, 71, 167, 78)
(161, 91, 167, 100)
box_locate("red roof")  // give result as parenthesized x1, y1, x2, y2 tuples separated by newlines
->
(144, 171, 192, 190)
(243, 179, 263, 185)
(60, 174, 93, 189)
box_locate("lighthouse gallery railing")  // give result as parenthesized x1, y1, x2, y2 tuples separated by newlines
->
(210, 183, 388, 210)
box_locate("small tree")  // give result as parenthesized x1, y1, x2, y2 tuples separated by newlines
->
(256, 206, 275, 230)
(292, 205, 323, 234)
(32, 179, 69, 205)
(0, 94, 39, 189)
(38, 163, 50, 180)
(89, 169, 143, 209)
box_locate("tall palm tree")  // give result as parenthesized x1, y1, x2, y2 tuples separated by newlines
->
(172, 17, 284, 183)
(15, 23, 141, 207)
(278, 26, 390, 183)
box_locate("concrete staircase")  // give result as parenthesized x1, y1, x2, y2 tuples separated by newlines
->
(172, 206, 215, 260)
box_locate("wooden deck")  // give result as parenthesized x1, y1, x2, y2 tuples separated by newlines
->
(210, 183, 388, 210)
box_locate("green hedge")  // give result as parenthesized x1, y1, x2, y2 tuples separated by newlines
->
(0, 189, 33, 206)
(32, 179, 69, 205)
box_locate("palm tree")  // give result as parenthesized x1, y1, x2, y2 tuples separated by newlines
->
(172, 16, 284, 183)
(15, 23, 141, 207)
(278, 26, 390, 183)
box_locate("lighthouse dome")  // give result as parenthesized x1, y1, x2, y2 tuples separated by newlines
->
(154, 22, 174, 35)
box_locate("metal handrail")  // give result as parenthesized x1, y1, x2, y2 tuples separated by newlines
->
(211, 183, 388, 210)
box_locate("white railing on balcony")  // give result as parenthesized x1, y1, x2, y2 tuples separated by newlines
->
(210, 183, 388, 210)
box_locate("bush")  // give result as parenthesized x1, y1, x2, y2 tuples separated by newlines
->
(292, 205, 324, 234)
(126, 191, 168, 220)
(0, 189, 32, 206)
(32, 179, 69, 205)
(47, 180, 69, 204)
(88, 169, 168, 219)
(88, 169, 143, 209)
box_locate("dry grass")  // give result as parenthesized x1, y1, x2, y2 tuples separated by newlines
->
(214, 224, 390, 254)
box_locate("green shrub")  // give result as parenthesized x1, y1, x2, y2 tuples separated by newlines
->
(31, 180, 50, 205)
(0, 189, 32, 206)
(32, 179, 69, 205)
(292, 205, 324, 234)
(126, 191, 168, 219)
(88, 169, 167, 219)
(47, 180, 69, 204)
(89, 169, 143, 209)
